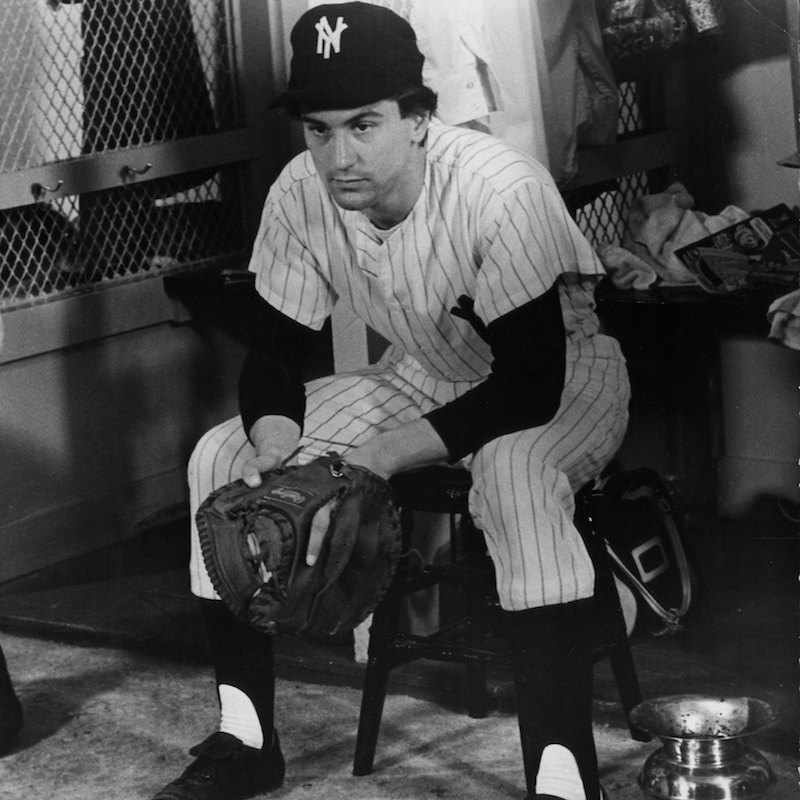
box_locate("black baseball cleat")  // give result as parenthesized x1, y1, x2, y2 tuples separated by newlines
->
(152, 730, 285, 800)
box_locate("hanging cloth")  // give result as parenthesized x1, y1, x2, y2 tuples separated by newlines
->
(411, 0, 618, 184)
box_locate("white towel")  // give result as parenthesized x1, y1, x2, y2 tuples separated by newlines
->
(767, 288, 800, 351)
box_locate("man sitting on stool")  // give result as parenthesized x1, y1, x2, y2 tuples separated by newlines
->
(152, 4, 630, 799)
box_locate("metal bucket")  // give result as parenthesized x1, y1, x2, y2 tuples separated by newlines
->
(630, 695, 776, 800)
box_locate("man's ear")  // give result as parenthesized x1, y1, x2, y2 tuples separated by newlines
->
(410, 112, 430, 144)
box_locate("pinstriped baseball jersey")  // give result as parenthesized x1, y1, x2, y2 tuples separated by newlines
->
(185, 120, 631, 610)
(249, 121, 611, 387)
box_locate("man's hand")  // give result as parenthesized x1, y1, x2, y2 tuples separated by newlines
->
(241, 447, 288, 488)
(306, 501, 333, 566)
(241, 415, 302, 488)
(304, 419, 450, 566)
(303, 441, 391, 568)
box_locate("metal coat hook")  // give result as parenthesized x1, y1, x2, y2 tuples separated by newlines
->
(31, 180, 64, 200)
(120, 163, 153, 183)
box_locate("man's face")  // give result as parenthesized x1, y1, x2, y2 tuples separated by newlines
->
(734, 227, 759, 250)
(300, 100, 428, 228)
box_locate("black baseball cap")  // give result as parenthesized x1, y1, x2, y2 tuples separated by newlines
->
(271, 2, 425, 112)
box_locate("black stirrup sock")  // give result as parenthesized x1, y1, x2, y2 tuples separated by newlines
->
(200, 598, 275, 747)
(504, 599, 599, 800)
(0, 640, 23, 755)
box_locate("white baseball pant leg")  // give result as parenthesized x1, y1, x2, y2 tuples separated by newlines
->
(469, 350, 630, 610)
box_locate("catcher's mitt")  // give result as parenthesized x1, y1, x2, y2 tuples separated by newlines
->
(196, 452, 402, 639)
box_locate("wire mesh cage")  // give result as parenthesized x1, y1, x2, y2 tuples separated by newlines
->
(574, 170, 652, 247)
(573, 79, 656, 247)
(0, 180, 246, 308)
(0, 0, 247, 311)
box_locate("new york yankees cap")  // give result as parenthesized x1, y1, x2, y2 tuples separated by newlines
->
(271, 2, 425, 112)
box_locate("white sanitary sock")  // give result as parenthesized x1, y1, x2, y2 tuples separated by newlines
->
(218, 684, 264, 750)
(535, 743, 586, 800)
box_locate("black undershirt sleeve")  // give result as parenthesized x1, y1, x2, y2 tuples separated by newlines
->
(237, 293, 312, 441)
(422, 283, 566, 462)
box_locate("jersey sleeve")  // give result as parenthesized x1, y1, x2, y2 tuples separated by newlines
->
(248, 172, 338, 331)
(238, 292, 316, 439)
(423, 285, 565, 461)
(473, 177, 605, 323)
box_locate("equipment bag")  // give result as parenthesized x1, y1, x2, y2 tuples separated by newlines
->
(589, 468, 694, 636)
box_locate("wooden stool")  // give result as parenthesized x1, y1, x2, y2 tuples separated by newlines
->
(352, 465, 649, 778)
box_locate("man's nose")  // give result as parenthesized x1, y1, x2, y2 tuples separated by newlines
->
(332, 132, 356, 169)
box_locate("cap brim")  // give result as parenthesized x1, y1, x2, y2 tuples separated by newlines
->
(270, 73, 416, 112)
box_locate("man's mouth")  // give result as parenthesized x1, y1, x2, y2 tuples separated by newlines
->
(330, 176, 366, 188)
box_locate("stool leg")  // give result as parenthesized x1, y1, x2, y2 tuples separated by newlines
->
(578, 497, 650, 742)
(462, 588, 491, 718)
(596, 571, 649, 741)
(608, 639, 650, 741)
(464, 661, 490, 719)
(461, 517, 493, 719)
(353, 586, 403, 776)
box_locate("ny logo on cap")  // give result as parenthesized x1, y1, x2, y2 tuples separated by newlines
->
(315, 15, 349, 59)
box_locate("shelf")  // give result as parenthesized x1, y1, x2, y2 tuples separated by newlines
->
(565, 130, 678, 191)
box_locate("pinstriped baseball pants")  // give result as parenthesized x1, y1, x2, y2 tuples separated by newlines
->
(187, 337, 629, 611)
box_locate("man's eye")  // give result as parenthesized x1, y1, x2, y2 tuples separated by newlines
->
(353, 123, 373, 134)
(307, 126, 329, 137)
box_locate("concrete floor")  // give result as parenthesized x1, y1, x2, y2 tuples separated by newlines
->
(0, 631, 797, 800)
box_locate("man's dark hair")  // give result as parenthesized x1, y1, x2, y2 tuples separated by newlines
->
(393, 85, 438, 118)
(286, 84, 437, 120)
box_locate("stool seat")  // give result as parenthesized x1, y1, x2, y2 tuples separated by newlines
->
(389, 464, 471, 514)
(353, 465, 649, 779)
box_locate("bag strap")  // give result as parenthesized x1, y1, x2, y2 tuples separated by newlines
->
(602, 476, 693, 634)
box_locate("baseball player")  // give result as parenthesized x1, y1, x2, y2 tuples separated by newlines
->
(152, 4, 630, 800)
